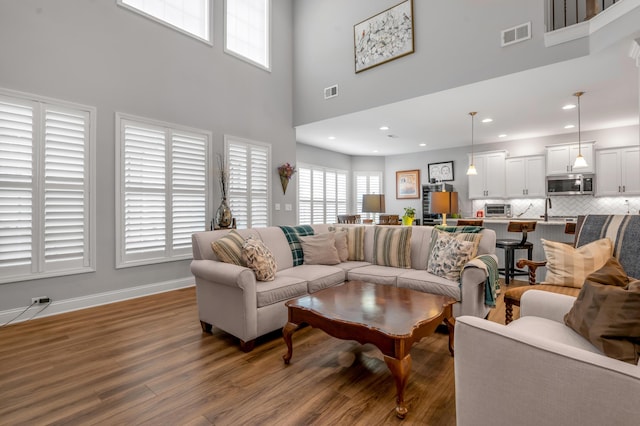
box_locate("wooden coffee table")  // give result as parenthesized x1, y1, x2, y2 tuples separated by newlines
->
(282, 280, 456, 419)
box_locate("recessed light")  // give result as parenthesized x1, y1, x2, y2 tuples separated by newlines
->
(564, 124, 575, 129)
(562, 104, 576, 110)
(419, 143, 426, 147)
(379, 126, 389, 131)
(498, 134, 507, 138)
(373, 150, 379, 153)
(481, 118, 493, 123)
(328, 136, 336, 140)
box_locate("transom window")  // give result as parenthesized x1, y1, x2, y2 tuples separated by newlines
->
(224, 0, 271, 70)
(118, 0, 211, 44)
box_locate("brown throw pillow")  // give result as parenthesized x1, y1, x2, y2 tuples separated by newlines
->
(584, 257, 630, 287)
(564, 280, 640, 364)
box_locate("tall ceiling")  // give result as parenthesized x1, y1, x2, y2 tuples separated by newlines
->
(295, 38, 639, 157)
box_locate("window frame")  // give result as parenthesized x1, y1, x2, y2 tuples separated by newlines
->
(115, 112, 211, 268)
(0, 88, 96, 284)
(223, 0, 272, 71)
(117, 0, 213, 46)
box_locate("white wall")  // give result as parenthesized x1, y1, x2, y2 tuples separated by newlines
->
(0, 0, 295, 314)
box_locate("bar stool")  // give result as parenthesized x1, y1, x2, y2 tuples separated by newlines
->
(496, 221, 537, 285)
(456, 219, 484, 226)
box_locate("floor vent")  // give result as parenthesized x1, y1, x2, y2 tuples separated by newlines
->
(324, 85, 338, 100)
(501, 22, 531, 47)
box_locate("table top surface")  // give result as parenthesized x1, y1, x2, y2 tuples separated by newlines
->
(285, 281, 455, 336)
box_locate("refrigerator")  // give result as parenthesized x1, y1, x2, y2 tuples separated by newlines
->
(422, 183, 454, 225)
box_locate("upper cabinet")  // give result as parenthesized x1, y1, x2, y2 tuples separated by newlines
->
(546, 142, 595, 175)
(596, 146, 640, 196)
(505, 156, 546, 198)
(468, 151, 506, 199)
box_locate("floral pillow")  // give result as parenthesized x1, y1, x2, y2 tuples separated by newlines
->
(242, 238, 277, 281)
(427, 231, 476, 281)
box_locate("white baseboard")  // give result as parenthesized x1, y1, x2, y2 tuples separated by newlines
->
(0, 278, 194, 326)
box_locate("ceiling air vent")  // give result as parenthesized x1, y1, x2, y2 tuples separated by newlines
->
(501, 22, 531, 47)
(324, 85, 338, 100)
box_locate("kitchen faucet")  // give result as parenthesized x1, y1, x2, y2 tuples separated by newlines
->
(544, 197, 552, 222)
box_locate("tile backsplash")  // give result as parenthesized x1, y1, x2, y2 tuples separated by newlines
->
(470, 195, 640, 219)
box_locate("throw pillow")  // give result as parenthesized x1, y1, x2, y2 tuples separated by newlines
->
(427, 231, 476, 281)
(242, 238, 277, 281)
(279, 225, 315, 266)
(434, 225, 484, 234)
(211, 229, 246, 266)
(583, 257, 630, 287)
(564, 280, 640, 364)
(333, 230, 349, 262)
(330, 226, 365, 261)
(542, 238, 613, 288)
(373, 226, 412, 268)
(299, 233, 341, 265)
(426, 229, 483, 269)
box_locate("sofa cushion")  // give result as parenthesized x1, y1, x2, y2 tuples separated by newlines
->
(299, 233, 341, 265)
(397, 269, 461, 301)
(279, 225, 315, 266)
(256, 276, 309, 308)
(542, 238, 613, 288)
(242, 238, 277, 281)
(334, 230, 349, 262)
(427, 231, 477, 281)
(277, 264, 345, 293)
(347, 265, 402, 286)
(331, 226, 365, 261)
(373, 226, 412, 268)
(211, 229, 246, 266)
(564, 280, 640, 364)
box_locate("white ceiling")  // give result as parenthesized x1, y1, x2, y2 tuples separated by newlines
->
(295, 39, 639, 157)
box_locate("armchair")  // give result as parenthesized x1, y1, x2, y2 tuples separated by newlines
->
(455, 290, 640, 426)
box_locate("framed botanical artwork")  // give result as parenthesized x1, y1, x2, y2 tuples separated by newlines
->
(354, 0, 414, 73)
(428, 161, 455, 183)
(396, 169, 420, 199)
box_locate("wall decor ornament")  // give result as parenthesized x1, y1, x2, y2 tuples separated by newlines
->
(396, 169, 420, 199)
(354, 0, 414, 73)
(277, 162, 296, 194)
(428, 161, 455, 182)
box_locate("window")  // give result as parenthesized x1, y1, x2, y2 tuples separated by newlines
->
(355, 171, 383, 222)
(118, 0, 211, 44)
(298, 164, 348, 225)
(225, 136, 270, 229)
(0, 90, 95, 284)
(225, 0, 270, 70)
(116, 113, 209, 267)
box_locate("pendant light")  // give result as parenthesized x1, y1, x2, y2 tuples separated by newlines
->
(573, 91, 588, 169)
(466, 112, 478, 175)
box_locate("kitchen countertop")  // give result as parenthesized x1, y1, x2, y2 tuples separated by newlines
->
(456, 217, 576, 226)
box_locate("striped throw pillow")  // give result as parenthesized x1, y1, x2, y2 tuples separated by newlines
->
(542, 238, 613, 288)
(330, 226, 365, 261)
(211, 229, 246, 266)
(373, 226, 412, 268)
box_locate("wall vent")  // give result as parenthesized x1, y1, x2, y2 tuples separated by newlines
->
(501, 22, 531, 47)
(324, 85, 338, 99)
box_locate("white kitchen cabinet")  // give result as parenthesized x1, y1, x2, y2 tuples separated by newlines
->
(596, 146, 640, 196)
(468, 151, 506, 199)
(505, 155, 546, 197)
(546, 142, 594, 175)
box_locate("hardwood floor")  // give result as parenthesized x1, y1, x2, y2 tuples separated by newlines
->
(0, 281, 523, 425)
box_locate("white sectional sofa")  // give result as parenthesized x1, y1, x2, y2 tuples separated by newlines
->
(190, 224, 497, 351)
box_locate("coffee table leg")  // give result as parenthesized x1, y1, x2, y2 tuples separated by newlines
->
(383, 353, 412, 419)
(444, 308, 455, 357)
(282, 321, 299, 364)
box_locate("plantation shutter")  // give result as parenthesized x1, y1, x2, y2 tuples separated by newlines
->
(297, 164, 349, 224)
(226, 137, 270, 229)
(355, 172, 382, 222)
(123, 122, 167, 258)
(312, 169, 324, 224)
(337, 171, 347, 217)
(298, 167, 311, 225)
(43, 106, 89, 269)
(172, 132, 207, 252)
(0, 98, 33, 274)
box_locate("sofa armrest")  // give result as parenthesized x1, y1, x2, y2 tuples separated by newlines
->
(516, 258, 547, 285)
(519, 289, 577, 323)
(458, 254, 498, 318)
(454, 316, 640, 426)
(190, 259, 257, 290)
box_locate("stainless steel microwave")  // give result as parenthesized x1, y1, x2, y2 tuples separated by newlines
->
(547, 174, 594, 195)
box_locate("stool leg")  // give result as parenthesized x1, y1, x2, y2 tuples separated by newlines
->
(528, 246, 533, 261)
(505, 249, 511, 285)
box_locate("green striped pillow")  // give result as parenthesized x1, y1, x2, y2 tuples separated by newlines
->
(330, 226, 365, 261)
(211, 229, 246, 266)
(373, 226, 412, 268)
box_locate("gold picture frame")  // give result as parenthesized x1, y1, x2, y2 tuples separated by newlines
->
(396, 169, 420, 199)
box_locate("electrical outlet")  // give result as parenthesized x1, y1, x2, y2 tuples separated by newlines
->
(31, 296, 51, 305)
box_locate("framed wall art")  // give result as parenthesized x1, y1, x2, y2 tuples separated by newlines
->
(354, 0, 414, 73)
(396, 169, 420, 199)
(428, 161, 454, 183)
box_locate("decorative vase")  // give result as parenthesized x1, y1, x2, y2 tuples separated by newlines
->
(280, 175, 289, 194)
(216, 197, 233, 228)
(402, 216, 414, 226)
